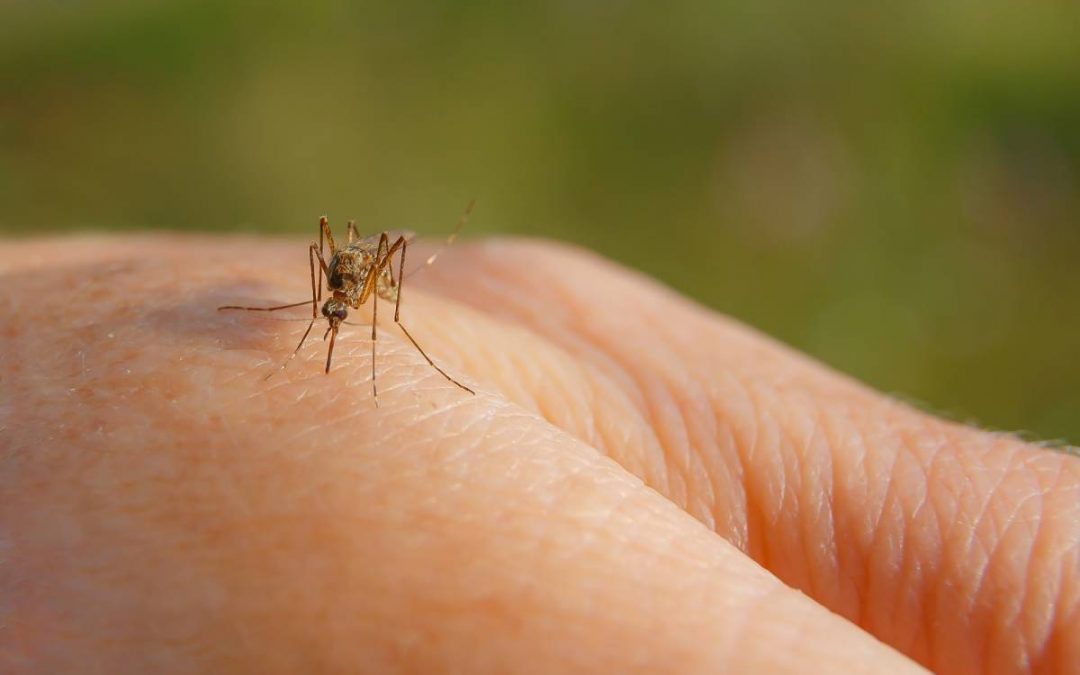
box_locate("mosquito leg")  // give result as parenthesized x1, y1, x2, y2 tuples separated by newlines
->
(386, 235, 399, 290)
(263, 242, 323, 379)
(375, 233, 404, 275)
(320, 215, 337, 254)
(358, 232, 392, 306)
(378, 230, 395, 290)
(303, 239, 331, 321)
(395, 322, 474, 395)
(394, 234, 406, 322)
(305, 242, 319, 318)
(311, 240, 331, 278)
(360, 234, 473, 395)
(376, 231, 390, 262)
(318, 216, 336, 302)
(359, 233, 393, 404)
(390, 236, 474, 395)
(217, 300, 312, 312)
(371, 281, 379, 406)
(318, 219, 324, 302)
(219, 241, 320, 315)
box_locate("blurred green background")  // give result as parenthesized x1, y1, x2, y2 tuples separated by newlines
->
(2, 0, 1078, 443)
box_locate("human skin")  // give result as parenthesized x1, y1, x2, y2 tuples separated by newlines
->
(1, 235, 1077, 674)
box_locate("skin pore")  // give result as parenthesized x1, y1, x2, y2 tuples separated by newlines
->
(1, 235, 1077, 674)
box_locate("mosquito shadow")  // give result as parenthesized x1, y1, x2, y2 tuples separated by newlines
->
(154, 283, 320, 352)
(10, 254, 311, 347)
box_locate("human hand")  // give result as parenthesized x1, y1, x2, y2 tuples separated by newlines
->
(2, 235, 1077, 674)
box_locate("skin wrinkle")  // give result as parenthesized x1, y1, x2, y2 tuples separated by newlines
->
(746, 378, 809, 587)
(1060, 585, 1080, 669)
(532, 359, 592, 456)
(425, 239, 710, 521)
(1005, 493, 1043, 670)
(987, 456, 1046, 666)
(670, 365, 723, 533)
(893, 422, 948, 654)
(953, 440, 1034, 671)
(742, 379, 787, 575)
(449, 291, 676, 494)
(583, 372, 667, 490)
(799, 398, 836, 606)
(975, 505, 1021, 673)
(576, 365, 601, 454)
(709, 370, 756, 556)
(981, 459, 1042, 670)
(796, 406, 835, 605)
(642, 374, 696, 521)
(689, 445, 719, 533)
(705, 363, 807, 555)
(861, 410, 902, 630)
(421, 260, 679, 495)
(608, 314, 722, 525)
(573, 340, 693, 515)
(811, 401, 848, 618)
(882, 436, 928, 651)
(771, 387, 820, 598)
(1047, 468, 1080, 665)
(925, 429, 978, 669)
(580, 374, 636, 479)
(1020, 459, 1079, 670)
(868, 423, 928, 656)
(704, 410, 745, 548)
(874, 422, 932, 660)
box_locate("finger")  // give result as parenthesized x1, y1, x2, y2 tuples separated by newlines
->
(414, 237, 1080, 675)
(0, 237, 925, 674)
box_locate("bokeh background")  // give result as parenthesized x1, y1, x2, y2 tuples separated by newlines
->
(2, 0, 1078, 444)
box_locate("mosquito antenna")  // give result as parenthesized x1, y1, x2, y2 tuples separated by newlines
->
(426, 199, 473, 265)
(404, 199, 474, 279)
(264, 317, 317, 381)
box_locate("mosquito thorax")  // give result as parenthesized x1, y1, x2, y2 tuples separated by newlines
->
(326, 249, 372, 293)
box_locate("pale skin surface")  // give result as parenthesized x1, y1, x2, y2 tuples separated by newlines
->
(1, 235, 1078, 674)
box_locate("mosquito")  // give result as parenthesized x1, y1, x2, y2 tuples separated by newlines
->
(218, 203, 476, 405)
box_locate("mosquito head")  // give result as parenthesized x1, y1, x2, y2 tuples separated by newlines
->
(321, 298, 348, 329)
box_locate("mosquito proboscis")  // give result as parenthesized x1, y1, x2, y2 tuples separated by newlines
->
(218, 203, 476, 405)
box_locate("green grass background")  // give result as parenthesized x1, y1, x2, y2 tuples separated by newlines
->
(2, 0, 1078, 443)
